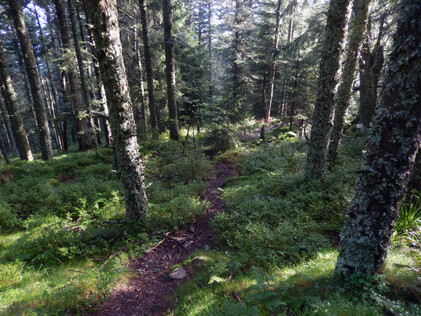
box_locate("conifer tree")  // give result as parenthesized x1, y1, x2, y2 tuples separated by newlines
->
(305, 0, 351, 180)
(84, 0, 148, 220)
(336, 0, 421, 275)
(0, 38, 33, 161)
(8, 0, 53, 160)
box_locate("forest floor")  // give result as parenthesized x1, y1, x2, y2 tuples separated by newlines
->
(93, 162, 236, 316)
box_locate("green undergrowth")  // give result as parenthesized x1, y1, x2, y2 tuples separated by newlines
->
(171, 249, 420, 315)
(0, 137, 212, 315)
(170, 131, 421, 315)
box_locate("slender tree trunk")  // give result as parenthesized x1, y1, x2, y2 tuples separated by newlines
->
(53, 0, 91, 151)
(265, 0, 283, 122)
(305, 0, 351, 180)
(0, 128, 9, 164)
(68, 0, 98, 150)
(8, 0, 53, 160)
(139, 0, 158, 133)
(0, 40, 33, 161)
(84, 0, 148, 220)
(163, 0, 179, 140)
(134, 26, 147, 140)
(336, 0, 421, 275)
(233, 0, 246, 106)
(327, 0, 371, 165)
(0, 98, 17, 155)
(289, 55, 300, 131)
(208, 0, 213, 103)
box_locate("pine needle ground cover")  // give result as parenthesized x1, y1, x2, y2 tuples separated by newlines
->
(171, 133, 421, 315)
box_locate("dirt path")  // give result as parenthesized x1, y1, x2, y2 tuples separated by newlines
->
(92, 162, 235, 316)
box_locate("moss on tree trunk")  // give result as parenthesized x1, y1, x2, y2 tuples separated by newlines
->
(84, 0, 148, 220)
(336, 0, 421, 275)
(305, 0, 351, 180)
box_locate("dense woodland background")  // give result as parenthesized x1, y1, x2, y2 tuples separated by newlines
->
(0, 0, 420, 315)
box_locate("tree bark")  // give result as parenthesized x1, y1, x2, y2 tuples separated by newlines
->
(336, 0, 421, 275)
(265, 0, 283, 122)
(84, 0, 148, 220)
(53, 0, 91, 151)
(304, 0, 351, 180)
(0, 39, 33, 161)
(68, 0, 98, 149)
(81, 2, 112, 147)
(163, 0, 179, 140)
(0, 97, 17, 155)
(139, 0, 158, 133)
(8, 0, 54, 160)
(327, 0, 370, 165)
(233, 0, 246, 107)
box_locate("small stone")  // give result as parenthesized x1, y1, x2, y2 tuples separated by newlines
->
(169, 266, 187, 280)
(191, 256, 206, 266)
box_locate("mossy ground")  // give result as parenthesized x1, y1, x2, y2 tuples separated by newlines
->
(0, 124, 419, 315)
(169, 125, 421, 315)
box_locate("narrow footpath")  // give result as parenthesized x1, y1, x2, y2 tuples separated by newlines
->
(93, 162, 236, 315)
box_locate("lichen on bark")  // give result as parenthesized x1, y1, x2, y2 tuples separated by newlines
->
(84, 0, 148, 220)
(305, 0, 351, 180)
(327, 0, 370, 165)
(335, 0, 421, 275)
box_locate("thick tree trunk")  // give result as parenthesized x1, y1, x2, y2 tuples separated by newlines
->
(8, 0, 53, 160)
(336, 0, 421, 275)
(81, 2, 112, 147)
(0, 40, 33, 161)
(139, 0, 158, 133)
(327, 0, 370, 165)
(53, 0, 91, 151)
(265, 0, 283, 122)
(304, 0, 351, 180)
(84, 0, 148, 220)
(163, 0, 179, 140)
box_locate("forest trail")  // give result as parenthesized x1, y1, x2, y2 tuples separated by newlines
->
(92, 162, 236, 316)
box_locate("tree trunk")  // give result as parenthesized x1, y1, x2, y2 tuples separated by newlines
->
(358, 17, 385, 128)
(0, 128, 10, 164)
(335, 0, 421, 275)
(304, 0, 351, 180)
(53, 0, 92, 151)
(208, 0, 213, 103)
(0, 98, 17, 155)
(327, 0, 370, 165)
(67, 0, 98, 150)
(163, 0, 179, 140)
(33, 6, 64, 152)
(0, 39, 33, 161)
(84, 0, 148, 220)
(265, 0, 283, 122)
(8, 0, 54, 160)
(233, 0, 246, 107)
(134, 27, 147, 140)
(139, 0, 158, 133)
(81, 2, 112, 147)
